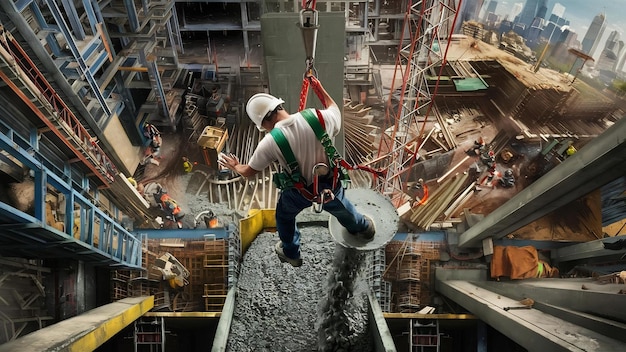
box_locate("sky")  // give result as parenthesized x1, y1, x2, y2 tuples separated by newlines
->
(493, 0, 625, 57)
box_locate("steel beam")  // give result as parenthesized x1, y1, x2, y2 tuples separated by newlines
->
(459, 115, 626, 248)
(473, 279, 626, 326)
(0, 296, 154, 352)
(0, 129, 142, 268)
(436, 280, 625, 351)
(552, 234, 626, 264)
(44, 0, 112, 116)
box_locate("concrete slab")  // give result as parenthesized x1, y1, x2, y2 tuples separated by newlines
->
(0, 296, 154, 352)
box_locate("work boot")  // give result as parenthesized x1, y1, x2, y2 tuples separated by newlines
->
(351, 216, 375, 242)
(274, 242, 303, 267)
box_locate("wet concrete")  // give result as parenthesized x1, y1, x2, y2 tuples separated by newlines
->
(226, 229, 374, 352)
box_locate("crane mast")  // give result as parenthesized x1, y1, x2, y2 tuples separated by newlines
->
(376, 0, 460, 206)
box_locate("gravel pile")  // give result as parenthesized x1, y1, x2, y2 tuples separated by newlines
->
(226, 227, 374, 352)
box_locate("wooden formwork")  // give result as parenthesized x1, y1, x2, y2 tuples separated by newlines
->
(406, 241, 441, 260)
(203, 283, 228, 312)
(420, 259, 432, 306)
(111, 271, 130, 300)
(397, 281, 421, 312)
(397, 254, 421, 281)
(204, 237, 228, 268)
(385, 240, 442, 312)
(117, 238, 232, 312)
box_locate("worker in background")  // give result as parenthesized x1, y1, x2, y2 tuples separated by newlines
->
(467, 136, 486, 156)
(182, 157, 194, 173)
(565, 141, 577, 158)
(218, 76, 374, 268)
(143, 123, 161, 149)
(141, 123, 162, 165)
(499, 169, 515, 188)
(154, 188, 185, 229)
(127, 177, 138, 189)
(480, 147, 496, 167)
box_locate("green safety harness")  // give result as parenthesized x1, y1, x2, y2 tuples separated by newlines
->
(270, 108, 345, 205)
(270, 108, 385, 210)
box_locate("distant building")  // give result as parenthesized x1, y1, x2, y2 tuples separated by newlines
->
(526, 17, 545, 48)
(517, 0, 548, 35)
(513, 23, 526, 37)
(456, 0, 485, 33)
(552, 28, 578, 66)
(499, 19, 514, 35)
(552, 3, 566, 18)
(462, 21, 485, 40)
(482, 1, 498, 22)
(572, 13, 606, 77)
(546, 13, 570, 28)
(581, 13, 606, 59)
(596, 31, 623, 73)
(486, 12, 500, 29)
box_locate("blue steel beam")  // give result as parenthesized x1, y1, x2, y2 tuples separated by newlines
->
(15, 0, 34, 12)
(139, 49, 170, 123)
(135, 228, 229, 239)
(81, 0, 98, 36)
(124, 0, 140, 32)
(43, 0, 112, 116)
(171, 5, 184, 54)
(60, 0, 86, 40)
(0, 129, 141, 268)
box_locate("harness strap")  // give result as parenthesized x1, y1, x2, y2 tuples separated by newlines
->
(301, 109, 386, 180)
(269, 128, 299, 173)
(270, 108, 387, 200)
(269, 125, 317, 201)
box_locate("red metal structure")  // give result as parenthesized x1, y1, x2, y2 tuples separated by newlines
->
(375, 0, 460, 206)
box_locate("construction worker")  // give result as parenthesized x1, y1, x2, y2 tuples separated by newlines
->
(218, 77, 374, 267)
(565, 141, 577, 157)
(480, 147, 496, 166)
(143, 123, 161, 149)
(499, 169, 515, 188)
(182, 157, 193, 173)
(141, 123, 162, 165)
(467, 136, 485, 156)
(154, 189, 185, 229)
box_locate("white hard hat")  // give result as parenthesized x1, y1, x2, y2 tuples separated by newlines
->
(246, 93, 284, 131)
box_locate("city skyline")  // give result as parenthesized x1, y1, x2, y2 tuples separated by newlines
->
(492, 0, 624, 60)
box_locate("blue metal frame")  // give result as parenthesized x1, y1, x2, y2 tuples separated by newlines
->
(43, 0, 112, 116)
(0, 126, 142, 269)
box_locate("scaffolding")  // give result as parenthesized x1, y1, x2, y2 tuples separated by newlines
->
(368, 248, 391, 312)
(386, 240, 441, 312)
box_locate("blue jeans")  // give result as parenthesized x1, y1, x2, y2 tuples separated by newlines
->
(275, 184, 369, 259)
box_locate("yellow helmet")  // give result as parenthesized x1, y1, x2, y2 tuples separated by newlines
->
(246, 93, 284, 131)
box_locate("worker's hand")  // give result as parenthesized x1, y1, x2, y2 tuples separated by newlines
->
(218, 153, 239, 170)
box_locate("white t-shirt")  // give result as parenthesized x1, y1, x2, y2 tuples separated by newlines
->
(248, 105, 341, 186)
